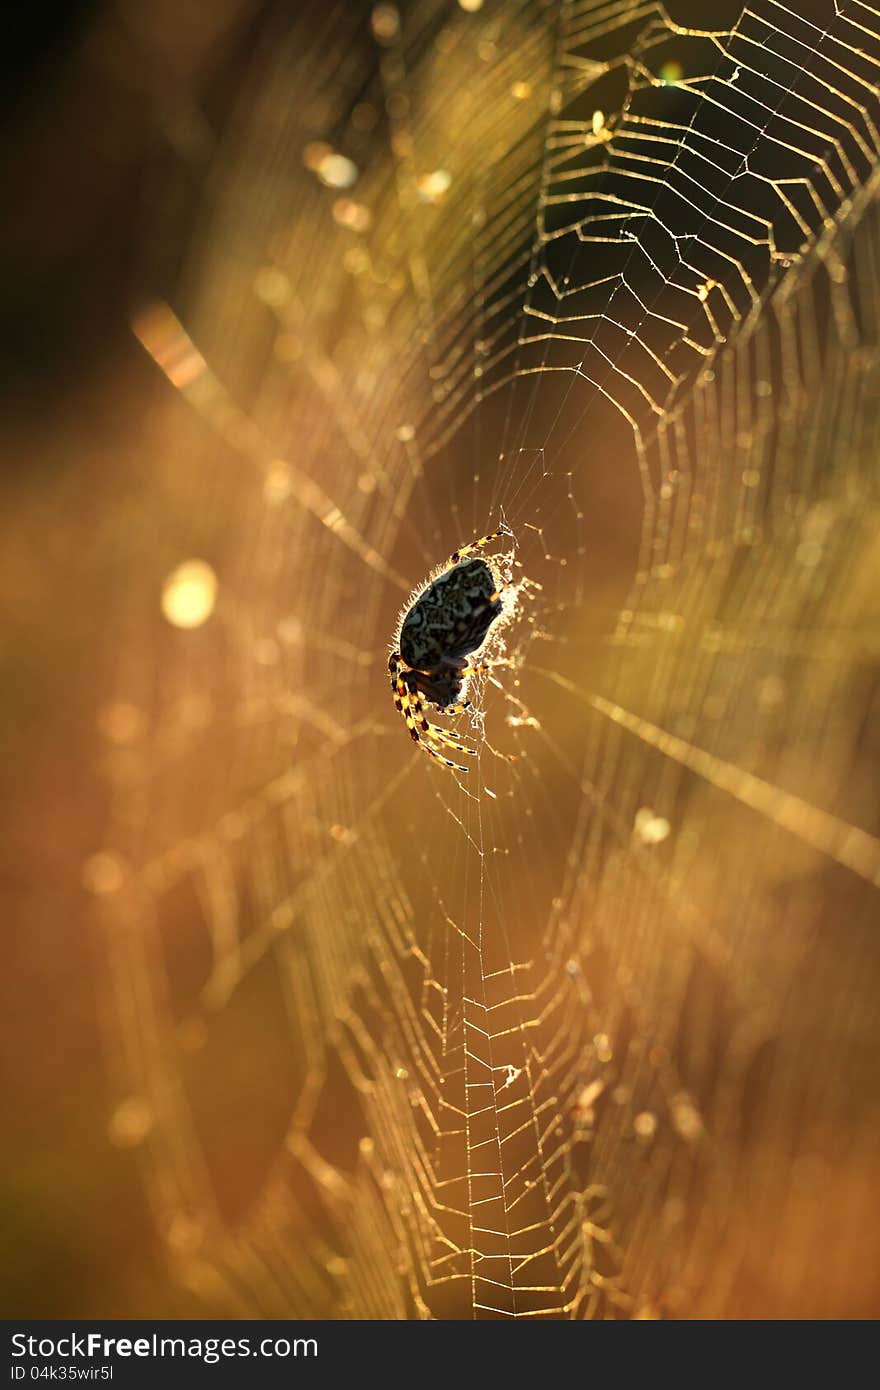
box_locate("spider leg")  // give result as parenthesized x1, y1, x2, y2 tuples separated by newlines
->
(396, 676, 422, 745)
(392, 684, 408, 722)
(449, 529, 505, 566)
(389, 656, 411, 725)
(423, 718, 476, 756)
(427, 728, 472, 756)
(408, 690, 473, 751)
(392, 659, 453, 746)
(404, 680, 476, 757)
(491, 572, 541, 605)
(396, 677, 471, 772)
(420, 742, 469, 772)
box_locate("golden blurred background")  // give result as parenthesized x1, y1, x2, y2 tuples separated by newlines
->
(3, 0, 880, 1319)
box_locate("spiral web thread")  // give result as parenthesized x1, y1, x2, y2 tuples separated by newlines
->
(92, 0, 880, 1317)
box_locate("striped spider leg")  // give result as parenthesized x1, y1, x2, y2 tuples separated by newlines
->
(389, 654, 475, 772)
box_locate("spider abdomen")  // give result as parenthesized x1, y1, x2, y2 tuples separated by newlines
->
(399, 558, 502, 669)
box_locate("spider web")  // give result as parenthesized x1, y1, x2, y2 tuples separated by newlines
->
(91, 0, 880, 1318)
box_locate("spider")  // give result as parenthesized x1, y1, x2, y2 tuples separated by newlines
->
(389, 530, 512, 771)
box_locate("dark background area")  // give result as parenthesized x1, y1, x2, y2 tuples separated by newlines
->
(1, 0, 262, 1318)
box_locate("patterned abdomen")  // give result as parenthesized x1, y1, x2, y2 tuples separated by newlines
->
(399, 558, 502, 669)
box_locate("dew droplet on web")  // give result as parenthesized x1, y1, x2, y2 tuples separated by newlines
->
(82, 852, 127, 896)
(633, 807, 671, 845)
(161, 560, 217, 629)
(97, 701, 146, 745)
(108, 1096, 154, 1148)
